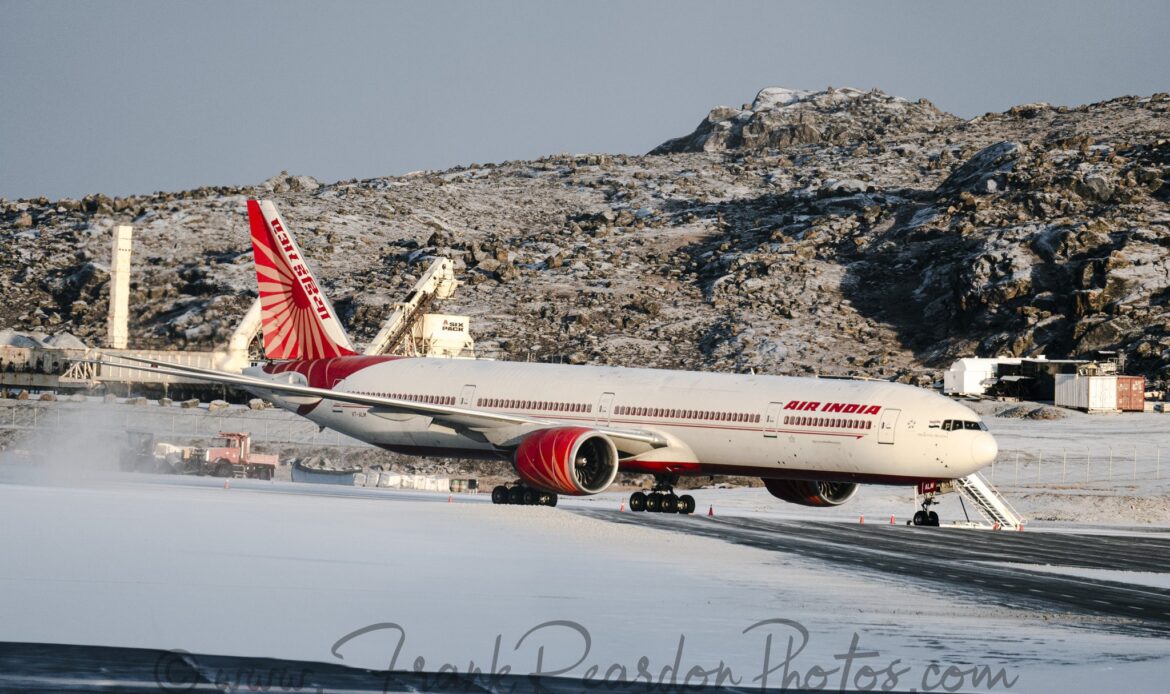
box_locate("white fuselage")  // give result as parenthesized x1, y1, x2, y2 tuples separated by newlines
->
(249, 357, 997, 485)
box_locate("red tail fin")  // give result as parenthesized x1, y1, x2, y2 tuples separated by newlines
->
(248, 199, 356, 360)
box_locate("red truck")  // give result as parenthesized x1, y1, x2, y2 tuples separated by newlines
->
(190, 432, 278, 480)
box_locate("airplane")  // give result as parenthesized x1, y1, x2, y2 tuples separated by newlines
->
(111, 200, 998, 522)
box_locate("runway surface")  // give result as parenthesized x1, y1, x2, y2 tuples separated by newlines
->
(67, 475, 1170, 636)
(112, 476, 1170, 635)
(576, 508, 1170, 636)
(3, 474, 1169, 691)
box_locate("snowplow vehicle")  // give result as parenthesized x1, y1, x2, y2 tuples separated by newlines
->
(187, 432, 278, 479)
(119, 431, 277, 479)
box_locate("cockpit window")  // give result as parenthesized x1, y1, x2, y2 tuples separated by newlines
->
(942, 419, 987, 432)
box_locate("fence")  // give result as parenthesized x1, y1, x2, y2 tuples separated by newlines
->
(989, 445, 1165, 486)
(0, 402, 368, 448)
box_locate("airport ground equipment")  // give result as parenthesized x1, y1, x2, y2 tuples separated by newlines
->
(119, 431, 277, 480)
(363, 258, 474, 358)
(189, 432, 277, 479)
(915, 474, 1025, 529)
(119, 430, 171, 473)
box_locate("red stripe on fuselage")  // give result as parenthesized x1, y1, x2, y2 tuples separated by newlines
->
(263, 355, 408, 389)
(263, 355, 408, 414)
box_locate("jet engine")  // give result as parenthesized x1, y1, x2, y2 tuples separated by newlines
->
(763, 479, 860, 507)
(514, 427, 619, 496)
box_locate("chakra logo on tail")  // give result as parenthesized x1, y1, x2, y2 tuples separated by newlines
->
(248, 200, 356, 360)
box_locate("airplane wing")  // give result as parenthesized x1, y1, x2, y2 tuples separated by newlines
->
(91, 355, 669, 452)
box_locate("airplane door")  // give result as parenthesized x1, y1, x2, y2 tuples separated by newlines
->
(763, 402, 783, 437)
(596, 392, 615, 426)
(459, 384, 477, 407)
(878, 408, 900, 445)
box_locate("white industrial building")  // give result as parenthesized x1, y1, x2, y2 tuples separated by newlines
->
(943, 357, 1026, 396)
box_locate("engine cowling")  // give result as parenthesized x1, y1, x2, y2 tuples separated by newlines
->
(763, 479, 860, 507)
(514, 427, 619, 496)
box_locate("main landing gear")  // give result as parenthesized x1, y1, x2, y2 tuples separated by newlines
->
(628, 475, 696, 515)
(491, 483, 558, 507)
(912, 497, 941, 527)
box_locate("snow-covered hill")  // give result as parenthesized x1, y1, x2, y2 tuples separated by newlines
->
(2, 88, 1169, 385)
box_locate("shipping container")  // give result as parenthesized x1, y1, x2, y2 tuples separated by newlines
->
(1054, 374, 1118, 412)
(1116, 376, 1145, 412)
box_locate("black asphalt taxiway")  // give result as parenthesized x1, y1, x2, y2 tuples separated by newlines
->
(577, 508, 1170, 636)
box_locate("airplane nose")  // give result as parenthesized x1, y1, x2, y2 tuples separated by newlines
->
(971, 433, 998, 469)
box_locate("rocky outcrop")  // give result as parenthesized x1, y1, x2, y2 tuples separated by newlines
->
(650, 87, 960, 154)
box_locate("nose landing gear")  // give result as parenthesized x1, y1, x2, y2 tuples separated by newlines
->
(912, 497, 941, 527)
(628, 475, 696, 515)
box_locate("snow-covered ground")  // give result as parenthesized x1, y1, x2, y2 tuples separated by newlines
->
(972, 403, 1170, 526)
(0, 471, 1167, 692)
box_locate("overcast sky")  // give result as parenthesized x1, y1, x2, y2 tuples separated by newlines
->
(2, 0, 1167, 201)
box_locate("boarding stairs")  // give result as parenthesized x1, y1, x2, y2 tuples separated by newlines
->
(953, 472, 1025, 530)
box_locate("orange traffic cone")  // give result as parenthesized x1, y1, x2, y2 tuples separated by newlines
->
(448, 494, 453, 504)
(707, 505, 714, 517)
(859, 514, 865, 524)
(223, 479, 229, 490)
(889, 515, 896, 525)
(619, 502, 625, 512)
(993, 521, 1000, 530)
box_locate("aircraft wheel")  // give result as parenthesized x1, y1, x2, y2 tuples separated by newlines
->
(679, 494, 696, 515)
(491, 486, 508, 504)
(928, 511, 940, 527)
(522, 489, 537, 506)
(644, 493, 662, 513)
(546, 493, 558, 507)
(508, 487, 524, 505)
(913, 511, 928, 526)
(660, 494, 679, 514)
(629, 492, 647, 512)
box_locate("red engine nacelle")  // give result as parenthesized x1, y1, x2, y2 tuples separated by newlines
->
(763, 479, 860, 507)
(514, 427, 619, 496)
